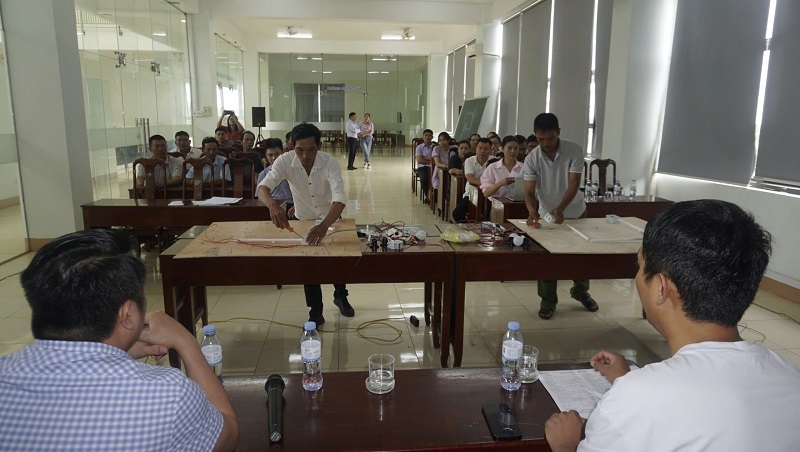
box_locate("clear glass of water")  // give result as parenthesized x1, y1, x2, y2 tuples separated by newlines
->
(520, 345, 539, 383)
(366, 354, 395, 394)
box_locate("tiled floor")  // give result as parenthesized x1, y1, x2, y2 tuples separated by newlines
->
(2, 151, 800, 374)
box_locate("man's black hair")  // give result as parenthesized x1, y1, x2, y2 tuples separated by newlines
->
(642, 199, 772, 327)
(201, 136, 219, 148)
(174, 131, 189, 139)
(148, 134, 166, 146)
(533, 113, 560, 133)
(264, 138, 283, 149)
(422, 129, 433, 136)
(241, 130, 256, 140)
(527, 134, 538, 143)
(215, 126, 228, 134)
(21, 229, 146, 342)
(290, 122, 322, 147)
(477, 137, 492, 146)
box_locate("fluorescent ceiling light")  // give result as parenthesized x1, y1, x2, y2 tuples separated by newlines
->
(368, 71, 379, 74)
(296, 56, 307, 60)
(152, 32, 167, 37)
(382, 28, 415, 41)
(323, 71, 332, 74)
(381, 71, 389, 74)
(372, 57, 388, 61)
(381, 35, 402, 41)
(311, 57, 322, 60)
(180, 19, 186, 23)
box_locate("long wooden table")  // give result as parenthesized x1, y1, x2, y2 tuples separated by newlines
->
(82, 198, 269, 229)
(126, 186, 254, 199)
(444, 230, 639, 367)
(490, 195, 673, 223)
(226, 364, 589, 451)
(159, 225, 454, 367)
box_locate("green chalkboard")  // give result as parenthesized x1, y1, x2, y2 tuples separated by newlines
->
(453, 97, 488, 141)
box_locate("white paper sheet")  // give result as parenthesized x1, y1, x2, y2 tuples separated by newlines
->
(539, 369, 614, 418)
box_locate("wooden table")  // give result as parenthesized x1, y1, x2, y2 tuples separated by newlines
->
(127, 186, 254, 199)
(159, 225, 455, 367)
(444, 229, 639, 367)
(489, 196, 673, 223)
(225, 364, 589, 451)
(82, 198, 269, 229)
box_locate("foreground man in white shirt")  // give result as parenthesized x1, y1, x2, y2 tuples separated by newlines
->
(257, 123, 353, 326)
(545, 199, 800, 452)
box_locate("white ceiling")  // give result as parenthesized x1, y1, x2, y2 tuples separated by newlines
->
(203, 0, 530, 55)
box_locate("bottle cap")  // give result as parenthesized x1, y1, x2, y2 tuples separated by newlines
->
(202, 325, 216, 335)
(508, 321, 520, 331)
(304, 321, 317, 331)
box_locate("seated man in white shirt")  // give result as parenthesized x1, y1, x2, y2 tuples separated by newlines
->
(0, 229, 239, 450)
(171, 130, 203, 159)
(186, 137, 231, 184)
(136, 134, 182, 190)
(545, 199, 800, 452)
(257, 123, 352, 327)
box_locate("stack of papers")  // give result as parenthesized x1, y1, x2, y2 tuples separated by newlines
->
(538, 365, 637, 418)
(168, 197, 243, 206)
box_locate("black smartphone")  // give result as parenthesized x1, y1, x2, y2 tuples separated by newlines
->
(482, 403, 522, 441)
(223, 110, 234, 116)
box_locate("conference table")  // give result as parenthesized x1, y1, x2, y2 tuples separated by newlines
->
(225, 363, 590, 451)
(489, 195, 673, 223)
(126, 186, 255, 199)
(444, 229, 639, 367)
(159, 224, 454, 368)
(81, 198, 269, 229)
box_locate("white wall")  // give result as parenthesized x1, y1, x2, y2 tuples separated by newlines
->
(427, 54, 447, 134)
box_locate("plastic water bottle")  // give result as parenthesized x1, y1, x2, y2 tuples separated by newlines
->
(501, 321, 523, 391)
(629, 179, 637, 200)
(300, 321, 323, 391)
(585, 178, 594, 202)
(613, 180, 622, 200)
(592, 180, 599, 202)
(201, 325, 223, 383)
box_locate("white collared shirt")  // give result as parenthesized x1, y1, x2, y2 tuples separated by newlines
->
(258, 151, 346, 220)
(346, 120, 360, 139)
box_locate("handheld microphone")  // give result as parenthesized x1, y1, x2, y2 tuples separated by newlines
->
(265, 374, 286, 442)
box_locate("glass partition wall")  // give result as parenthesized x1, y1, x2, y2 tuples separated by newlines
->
(259, 54, 427, 151)
(76, 0, 191, 199)
(0, 8, 28, 261)
(215, 35, 244, 116)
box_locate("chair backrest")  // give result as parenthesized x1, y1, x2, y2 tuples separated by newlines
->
(182, 158, 213, 200)
(485, 157, 501, 166)
(132, 158, 167, 201)
(218, 147, 236, 158)
(167, 150, 182, 159)
(588, 158, 617, 195)
(222, 157, 255, 198)
(232, 142, 243, 152)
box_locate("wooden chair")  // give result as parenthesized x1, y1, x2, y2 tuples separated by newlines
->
(129, 158, 168, 253)
(588, 158, 617, 196)
(182, 158, 213, 200)
(167, 150, 182, 159)
(235, 151, 264, 187)
(218, 147, 236, 158)
(411, 137, 423, 195)
(222, 157, 255, 198)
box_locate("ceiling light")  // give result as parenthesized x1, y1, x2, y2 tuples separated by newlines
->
(296, 56, 308, 60)
(323, 71, 332, 74)
(278, 26, 312, 39)
(152, 32, 167, 37)
(368, 71, 379, 74)
(372, 57, 388, 61)
(180, 19, 186, 23)
(380, 71, 389, 74)
(381, 28, 415, 41)
(311, 57, 322, 60)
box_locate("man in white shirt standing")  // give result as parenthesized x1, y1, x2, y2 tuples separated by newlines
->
(257, 123, 353, 326)
(345, 112, 360, 170)
(545, 199, 800, 451)
(524, 113, 598, 319)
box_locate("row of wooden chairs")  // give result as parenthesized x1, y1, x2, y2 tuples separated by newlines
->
(132, 156, 257, 201)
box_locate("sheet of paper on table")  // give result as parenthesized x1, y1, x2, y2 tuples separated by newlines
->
(175, 219, 362, 258)
(167, 197, 243, 206)
(539, 365, 640, 418)
(509, 217, 646, 254)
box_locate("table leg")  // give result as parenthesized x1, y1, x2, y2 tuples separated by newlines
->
(423, 282, 432, 326)
(433, 282, 442, 349)
(442, 259, 466, 368)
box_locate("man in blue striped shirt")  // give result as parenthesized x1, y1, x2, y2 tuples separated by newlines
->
(0, 229, 239, 451)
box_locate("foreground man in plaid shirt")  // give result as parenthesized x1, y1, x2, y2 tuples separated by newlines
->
(0, 229, 239, 451)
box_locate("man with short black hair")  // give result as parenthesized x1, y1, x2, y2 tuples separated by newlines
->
(545, 200, 800, 452)
(172, 130, 203, 159)
(0, 229, 239, 450)
(452, 137, 492, 222)
(257, 123, 352, 326)
(523, 113, 597, 319)
(415, 129, 435, 204)
(345, 112, 359, 170)
(215, 126, 233, 148)
(136, 134, 182, 189)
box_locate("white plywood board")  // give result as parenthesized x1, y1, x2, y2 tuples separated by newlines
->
(509, 217, 646, 254)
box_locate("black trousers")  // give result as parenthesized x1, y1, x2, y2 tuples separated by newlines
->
(452, 196, 471, 222)
(347, 137, 358, 168)
(305, 284, 348, 313)
(417, 167, 430, 200)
